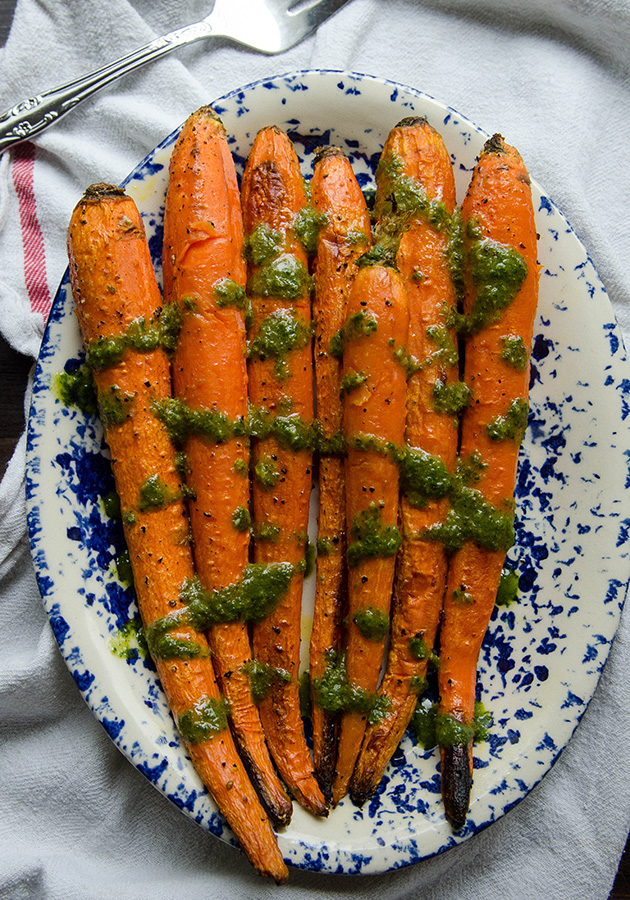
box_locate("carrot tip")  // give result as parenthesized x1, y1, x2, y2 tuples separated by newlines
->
(82, 182, 126, 201)
(483, 133, 507, 156)
(395, 115, 429, 129)
(441, 742, 473, 831)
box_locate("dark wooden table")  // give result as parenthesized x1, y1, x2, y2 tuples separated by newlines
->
(0, 2, 627, 895)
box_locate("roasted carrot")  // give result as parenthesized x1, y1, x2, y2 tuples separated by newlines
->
(437, 135, 539, 828)
(330, 264, 409, 806)
(351, 117, 460, 804)
(308, 146, 372, 801)
(162, 107, 292, 828)
(67, 183, 288, 882)
(240, 126, 327, 817)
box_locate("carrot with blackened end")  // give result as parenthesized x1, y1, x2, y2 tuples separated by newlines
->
(162, 107, 293, 828)
(437, 135, 539, 829)
(330, 264, 409, 806)
(240, 126, 327, 817)
(351, 117, 460, 804)
(308, 146, 372, 801)
(67, 183, 288, 883)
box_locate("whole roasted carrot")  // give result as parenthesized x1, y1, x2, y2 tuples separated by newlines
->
(352, 117, 461, 804)
(240, 126, 327, 817)
(330, 264, 409, 806)
(162, 107, 292, 828)
(308, 146, 372, 801)
(437, 134, 539, 829)
(67, 183, 288, 883)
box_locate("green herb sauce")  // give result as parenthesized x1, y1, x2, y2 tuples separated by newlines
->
(432, 379, 470, 416)
(176, 696, 229, 744)
(248, 308, 312, 379)
(248, 253, 312, 300)
(311, 649, 390, 724)
(339, 369, 368, 396)
(137, 474, 180, 512)
(330, 310, 378, 358)
(97, 384, 135, 428)
(232, 506, 251, 532)
(54, 363, 98, 416)
(486, 398, 529, 443)
(495, 566, 520, 607)
(347, 504, 401, 568)
(409, 634, 427, 661)
(242, 659, 292, 704)
(398, 446, 452, 508)
(293, 204, 328, 256)
(246, 223, 282, 266)
(353, 606, 390, 641)
(500, 334, 529, 370)
(254, 457, 281, 489)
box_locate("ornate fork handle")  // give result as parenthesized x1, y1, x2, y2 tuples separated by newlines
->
(0, 20, 214, 153)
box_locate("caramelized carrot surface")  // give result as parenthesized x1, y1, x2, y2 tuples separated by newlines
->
(331, 264, 408, 806)
(67, 183, 288, 883)
(309, 147, 372, 801)
(438, 135, 539, 828)
(352, 117, 459, 804)
(162, 107, 292, 828)
(241, 127, 327, 817)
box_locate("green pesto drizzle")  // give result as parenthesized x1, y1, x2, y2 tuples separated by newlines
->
(500, 334, 529, 370)
(424, 483, 515, 555)
(255, 522, 281, 543)
(242, 659, 291, 704)
(232, 506, 251, 532)
(144, 614, 207, 660)
(451, 222, 528, 336)
(398, 446, 452, 508)
(97, 384, 135, 428)
(154, 398, 244, 446)
(85, 302, 182, 370)
(293, 204, 328, 256)
(248, 253, 312, 300)
(486, 398, 529, 443)
(411, 700, 492, 750)
(353, 606, 390, 641)
(180, 562, 295, 630)
(452, 585, 474, 604)
(339, 369, 368, 396)
(254, 457, 281, 489)
(425, 325, 459, 368)
(496, 566, 520, 606)
(137, 474, 179, 512)
(347, 504, 401, 568)
(311, 649, 390, 724)
(248, 308, 312, 379)
(108, 616, 147, 660)
(329, 310, 378, 359)
(53, 363, 98, 416)
(176, 696, 229, 744)
(409, 634, 427, 661)
(102, 490, 121, 520)
(246, 223, 282, 266)
(432, 379, 470, 416)
(248, 405, 317, 453)
(114, 548, 134, 587)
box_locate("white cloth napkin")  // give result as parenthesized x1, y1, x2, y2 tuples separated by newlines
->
(1, 0, 629, 897)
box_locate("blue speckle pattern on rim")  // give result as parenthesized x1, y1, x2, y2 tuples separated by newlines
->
(25, 70, 630, 874)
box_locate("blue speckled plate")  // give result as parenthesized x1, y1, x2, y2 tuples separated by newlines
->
(25, 70, 630, 875)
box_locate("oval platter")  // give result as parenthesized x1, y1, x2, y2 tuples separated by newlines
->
(25, 70, 630, 875)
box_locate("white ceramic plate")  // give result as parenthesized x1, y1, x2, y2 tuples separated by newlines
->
(25, 70, 630, 875)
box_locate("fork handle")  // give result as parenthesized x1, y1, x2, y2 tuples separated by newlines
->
(0, 20, 214, 154)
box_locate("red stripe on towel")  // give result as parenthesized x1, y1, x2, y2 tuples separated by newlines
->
(12, 142, 52, 318)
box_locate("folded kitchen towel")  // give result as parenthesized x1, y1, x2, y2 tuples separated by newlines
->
(0, 1, 629, 898)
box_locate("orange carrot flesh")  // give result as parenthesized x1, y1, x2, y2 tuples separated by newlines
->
(351, 118, 460, 804)
(437, 135, 539, 828)
(67, 184, 288, 883)
(240, 126, 327, 817)
(330, 265, 409, 806)
(309, 147, 372, 800)
(162, 108, 293, 827)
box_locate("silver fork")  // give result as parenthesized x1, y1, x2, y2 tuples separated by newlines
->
(0, 0, 350, 153)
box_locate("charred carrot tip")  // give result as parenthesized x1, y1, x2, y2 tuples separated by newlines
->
(441, 744, 473, 831)
(395, 115, 429, 129)
(313, 145, 346, 163)
(82, 182, 126, 201)
(483, 133, 507, 155)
